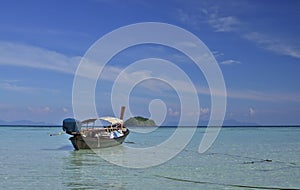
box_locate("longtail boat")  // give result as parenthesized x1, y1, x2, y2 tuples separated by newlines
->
(62, 106, 129, 150)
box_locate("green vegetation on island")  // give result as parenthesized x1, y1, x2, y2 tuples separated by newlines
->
(124, 116, 157, 127)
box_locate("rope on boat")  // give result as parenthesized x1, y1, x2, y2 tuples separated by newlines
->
(156, 175, 300, 190)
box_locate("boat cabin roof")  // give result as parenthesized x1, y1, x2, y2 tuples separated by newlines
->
(81, 117, 123, 125)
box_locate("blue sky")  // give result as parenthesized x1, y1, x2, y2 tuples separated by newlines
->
(0, 0, 299, 125)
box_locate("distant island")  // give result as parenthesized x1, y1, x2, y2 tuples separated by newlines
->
(0, 119, 50, 126)
(124, 116, 157, 127)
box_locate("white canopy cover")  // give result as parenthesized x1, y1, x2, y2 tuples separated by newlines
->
(81, 117, 123, 125)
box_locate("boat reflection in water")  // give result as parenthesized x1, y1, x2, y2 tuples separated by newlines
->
(62, 148, 127, 189)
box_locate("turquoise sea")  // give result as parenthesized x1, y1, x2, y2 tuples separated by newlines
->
(0, 126, 299, 190)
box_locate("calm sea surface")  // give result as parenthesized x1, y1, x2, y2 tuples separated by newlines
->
(0, 126, 299, 190)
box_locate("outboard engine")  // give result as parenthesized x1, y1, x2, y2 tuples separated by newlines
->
(62, 118, 81, 135)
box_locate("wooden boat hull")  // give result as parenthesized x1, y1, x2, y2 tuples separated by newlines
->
(69, 129, 129, 150)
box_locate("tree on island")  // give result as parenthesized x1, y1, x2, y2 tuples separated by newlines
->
(124, 116, 157, 127)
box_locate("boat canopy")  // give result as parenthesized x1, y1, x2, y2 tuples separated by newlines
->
(81, 117, 123, 125)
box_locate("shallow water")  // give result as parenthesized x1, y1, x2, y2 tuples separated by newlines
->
(0, 126, 299, 189)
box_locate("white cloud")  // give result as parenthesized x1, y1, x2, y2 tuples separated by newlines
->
(244, 32, 300, 59)
(0, 80, 59, 94)
(168, 108, 179, 116)
(43, 106, 51, 113)
(177, 9, 203, 30)
(212, 51, 241, 66)
(177, 7, 240, 33)
(196, 86, 300, 103)
(200, 107, 210, 115)
(182, 107, 210, 121)
(226, 88, 300, 102)
(27, 106, 52, 114)
(249, 107, 255, 115)
(62, 107, 69, 113)
(0, 41, 106, 90)
(208, 15, 240, 32)
(0, 42, 198, 98)
(2, 41, 298, 106)
(212, 51, 224, 58)
(177, 6, 300, 60)
(220, 59, 241, 65)
(0, 41, 81, 74)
